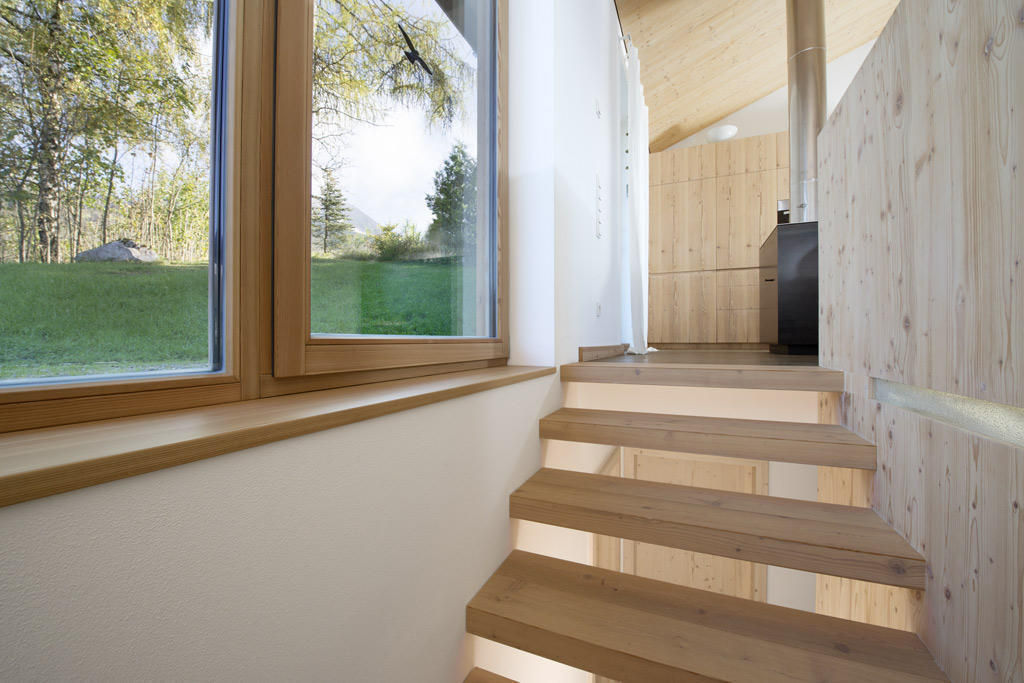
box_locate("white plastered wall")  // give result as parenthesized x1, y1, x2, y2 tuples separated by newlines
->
(0, 1, 631, 682)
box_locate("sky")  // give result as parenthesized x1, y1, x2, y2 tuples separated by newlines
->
(312, 0, 480, 235)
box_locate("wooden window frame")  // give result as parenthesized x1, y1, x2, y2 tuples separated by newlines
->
(270, 0, 510, 380)
(0, 0, 513, 433)
(0, 0, 253, 433)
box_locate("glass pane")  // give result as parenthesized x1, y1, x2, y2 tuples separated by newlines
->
(310, 0, 496, 338)
(0, 0, 225, 383)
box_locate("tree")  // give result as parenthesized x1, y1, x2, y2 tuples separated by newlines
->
(312, 0, 470, 133)
(312, 169, 352, 255)
(425, 143, 476, 254)
(0, 0, 211, 262)
(0, 0, 474, 264)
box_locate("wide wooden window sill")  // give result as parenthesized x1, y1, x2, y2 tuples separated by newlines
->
(0, 365, 555, 508)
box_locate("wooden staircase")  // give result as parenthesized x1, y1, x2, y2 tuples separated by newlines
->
(464, 668, 517, 683)
(511, 468, 925, 589)
(540, 408, 877, 469)
(466, 355, 946, 682)
(469, 551, 944, 682)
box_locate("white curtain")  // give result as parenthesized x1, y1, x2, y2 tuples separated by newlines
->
(623, 44, 651, 354)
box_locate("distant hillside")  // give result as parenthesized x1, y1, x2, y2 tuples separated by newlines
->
(349, 205, 380, 236)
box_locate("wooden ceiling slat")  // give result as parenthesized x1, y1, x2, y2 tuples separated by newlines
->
(616, 0, 898, 152)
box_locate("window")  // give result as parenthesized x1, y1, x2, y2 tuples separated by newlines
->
(0, 0, 228, 384)
(0, 0, 511, 434)
(274, 0, 507, 377)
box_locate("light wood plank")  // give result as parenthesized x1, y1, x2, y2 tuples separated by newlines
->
(818, 0, 1022, 409)
(272, 0, 313, 377)
(818, 3, 1023, 673)
(715, 170, 777, 270)
(716, 268, 763, 343)
(467, 551, 946, 682)
(560, 362, 843, 392)
(616, 449, 769, 604)
(650, 179, 717, 275)
(0, 366, 554, 508)
(463, 667, 516, 683)
(648, 272, 716, 343)
(578, 344, 630, 363)
(512, 468, 923, 588)
(540, 408, 875, 469)
(816, 392, 922, 632)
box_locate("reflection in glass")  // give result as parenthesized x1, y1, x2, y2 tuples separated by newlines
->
(310, 0, 496, 338)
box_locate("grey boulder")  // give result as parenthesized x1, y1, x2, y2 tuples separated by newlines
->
(75, 239, 159, 263)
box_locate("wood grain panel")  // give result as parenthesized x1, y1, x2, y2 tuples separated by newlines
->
(539, 407, 877, 469)
(818, 0, 1022, 409)
(464, 668, 516, 683)
(467, 550, 947, 682)
(653, 143, 717, 185)
(513, 468, 925, 588)
(815, 392, 922, 633)
(818, 2, 1024, 677)
(648, 133, 786, 343)
(838, 373, 1024, 681)
(649, 179, 716, 274)
(716, 268, 762, 343)
(616, 0, 899, 151)
(629, 449, 767, 601)
(649, 271, 716, 344)
(716, 170, 777, 270)
(0, 366, 553, 508)
(559, 352, 845, 392)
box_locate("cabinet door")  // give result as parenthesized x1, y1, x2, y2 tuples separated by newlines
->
(716, 169, 778, 269)
(716, 268, 763, 342)
(648, 271, 716, 343)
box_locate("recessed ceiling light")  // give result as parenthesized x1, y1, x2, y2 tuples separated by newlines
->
(706, 124, 739, 143)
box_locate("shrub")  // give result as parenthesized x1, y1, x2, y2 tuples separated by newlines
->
(371, 223, 429, 261)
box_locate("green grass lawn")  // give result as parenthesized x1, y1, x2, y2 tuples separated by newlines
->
(0, 258, 470, 380)
(311, 257, 470, 336)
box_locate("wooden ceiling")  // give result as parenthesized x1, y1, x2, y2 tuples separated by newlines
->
(616, 0, 899, 152)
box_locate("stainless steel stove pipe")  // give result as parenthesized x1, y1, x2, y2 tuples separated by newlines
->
(787, 0, 826, 223)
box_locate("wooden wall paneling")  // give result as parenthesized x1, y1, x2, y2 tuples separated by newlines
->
(814, 391, 922, 633)
(818, 0, 1022, 409)
(593, 450, 623, 575)
(755, 169, 780, 248)
(649, 150, 663, 186)
(818, 1, 1023, 675)
(663, 180, 716, 274)
(715, 138, 742, 177)
(838, 374, 1024, 681)
(716, 170, 776, 270)
(623, 448, 768, 601)
(777, 168, 789, 202)
(648, 183, 667, 270)
(740, 134, 777, 174)
(661, 143, 717, 183)
(716, 268, 762, 343)
(648, 133, 787, 344)
(648, 272, 716, 344)
(650, 180, 717, 275)
(775, 131, 789, 170)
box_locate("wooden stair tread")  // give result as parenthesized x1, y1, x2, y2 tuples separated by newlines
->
(511, 469, 925, 589)
(559, 351, 844, 391)
(468, 551, 947, 682)
(463, 667, 517, 683)
(540, 408, 877, 470)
